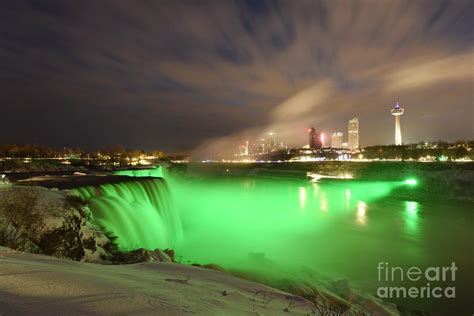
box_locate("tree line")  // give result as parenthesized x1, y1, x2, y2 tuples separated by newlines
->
(363, 141, 474, 161)
(0, 143, 166, 159)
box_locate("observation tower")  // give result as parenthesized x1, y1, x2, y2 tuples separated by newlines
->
(391, 102, 404, 145)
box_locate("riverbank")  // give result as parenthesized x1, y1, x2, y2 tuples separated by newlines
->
(5, 161, 473, 200)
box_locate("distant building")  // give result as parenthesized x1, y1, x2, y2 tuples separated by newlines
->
(239, 141, 249, 156)
(309, 128, 317, 148)
(251, 143, 260, 154)
(266, 132, 276, 151)
(309, 127, 323, 149)
(278, 141, 286, 150)
(331, 132, 343, 148)
(315, 132, 323, 148)
(260, 138, 266, 153)
(348, 118, 359, 150)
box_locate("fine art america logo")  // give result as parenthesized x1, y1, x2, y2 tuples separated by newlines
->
(376, 262, 457, 299)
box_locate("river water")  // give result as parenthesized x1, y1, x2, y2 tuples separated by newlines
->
(169, 176, 473, 315)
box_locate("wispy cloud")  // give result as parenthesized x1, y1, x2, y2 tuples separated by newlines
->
(0, 0, 472, 151)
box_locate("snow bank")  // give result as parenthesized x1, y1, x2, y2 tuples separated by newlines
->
(0, 247, 318, 315)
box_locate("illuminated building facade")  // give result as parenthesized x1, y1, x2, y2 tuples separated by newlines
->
(239, 141, 249, 156)
(266, 132, 276, 151)
(348, 118, 359, 150)
(309, 127, 323, 149)
(331, 132, 343, 148)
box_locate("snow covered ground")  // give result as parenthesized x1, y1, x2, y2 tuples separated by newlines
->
(0, 247, 318, 315)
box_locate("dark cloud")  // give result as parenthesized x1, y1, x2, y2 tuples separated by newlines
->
(0, 0, 472, 152)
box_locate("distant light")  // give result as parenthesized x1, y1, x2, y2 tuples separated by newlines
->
(138, 159, 151, 165)
(320, 133, 325, 144)
(405, 179, 417, 186)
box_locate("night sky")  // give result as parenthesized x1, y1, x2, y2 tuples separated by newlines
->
(0, 0, 472, 153)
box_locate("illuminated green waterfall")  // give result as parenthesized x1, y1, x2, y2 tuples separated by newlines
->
(76, 178, 181, 251)
(72, 169, 473, 315)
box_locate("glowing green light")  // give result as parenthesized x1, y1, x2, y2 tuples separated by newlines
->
(77, 173, 402, 270)
(74, 178, 182, 251)
(405, 179, 417, 186)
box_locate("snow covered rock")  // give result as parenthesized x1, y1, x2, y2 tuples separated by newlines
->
(0, 187, 115, 262)
(113, 248, 172, 263)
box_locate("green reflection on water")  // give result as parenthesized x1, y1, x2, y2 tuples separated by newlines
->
(166, 176, 403, 269)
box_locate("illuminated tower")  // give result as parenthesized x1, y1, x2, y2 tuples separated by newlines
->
(348, 118, 359, 150)
(391, 102, 404, 145)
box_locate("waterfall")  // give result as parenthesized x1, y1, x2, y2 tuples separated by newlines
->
(75, 178, 181, 251)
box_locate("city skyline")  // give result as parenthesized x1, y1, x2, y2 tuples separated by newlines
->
(237, 114, 360, 155)
(0, 1, 473, 153)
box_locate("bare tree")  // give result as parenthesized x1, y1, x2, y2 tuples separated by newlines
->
(0, 188, 42, 251)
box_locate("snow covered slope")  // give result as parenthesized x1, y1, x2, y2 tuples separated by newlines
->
(0, 247, 316, 315)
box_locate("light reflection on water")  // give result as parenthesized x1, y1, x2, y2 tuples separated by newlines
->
(298, 186, 306, 209)
(404, 201, 419, 235)
(357, 201, 367, 225)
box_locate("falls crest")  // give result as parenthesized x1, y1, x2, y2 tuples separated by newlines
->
(76, 178, 181, 251)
